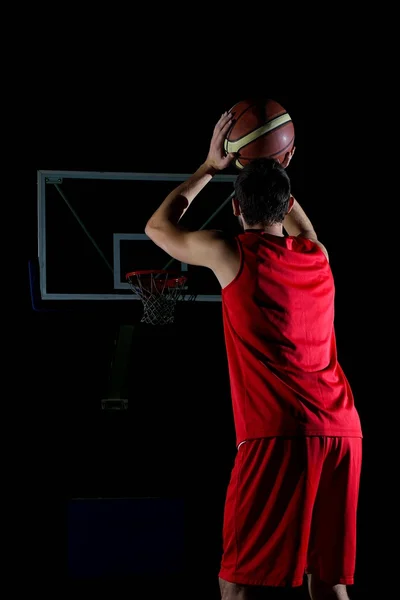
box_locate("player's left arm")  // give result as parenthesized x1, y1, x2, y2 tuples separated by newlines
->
(145, 112, 236, 268)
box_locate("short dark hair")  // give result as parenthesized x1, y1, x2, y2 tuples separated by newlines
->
(234, 158, 291, 226)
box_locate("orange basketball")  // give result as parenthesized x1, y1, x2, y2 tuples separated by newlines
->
(224, 98, 295, 169)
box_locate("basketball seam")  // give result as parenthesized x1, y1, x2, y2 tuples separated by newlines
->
(268, 134, 295, 159)
(225, 114, 292, 154)
(238, 128, 295, 158)
(228, 101, 291, 142)
(235, 132, 295, 167)
(230, 123, 295, 160)
(235, 136, 295, 169)
(228, 106, 286, 143)
(224, 100, 258, 154)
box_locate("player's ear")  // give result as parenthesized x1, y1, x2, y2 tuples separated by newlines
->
(232, 197, 241, 216)
(287, 194, 295, 213)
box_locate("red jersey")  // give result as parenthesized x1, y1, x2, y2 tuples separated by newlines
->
(221, 231, 362, 447)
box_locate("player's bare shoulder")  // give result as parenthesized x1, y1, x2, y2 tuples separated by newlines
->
(298, 232, 329, 262)
(208, 230, 241, 288)
(314, 240, 329, 262)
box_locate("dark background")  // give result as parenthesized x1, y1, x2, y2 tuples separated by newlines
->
(20, 73, 392, 599)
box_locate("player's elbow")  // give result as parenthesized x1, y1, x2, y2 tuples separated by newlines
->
(144, 223, 168, 255)
(145, 219, 161, 240)
(145, 220, 178, 256)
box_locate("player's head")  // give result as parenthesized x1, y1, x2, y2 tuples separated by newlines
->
(233, 158, 292, 228)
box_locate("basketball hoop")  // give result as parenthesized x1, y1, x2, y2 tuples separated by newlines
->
(126, 270, 194, 325)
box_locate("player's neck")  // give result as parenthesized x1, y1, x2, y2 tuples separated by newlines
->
(243, 223, 285, 238)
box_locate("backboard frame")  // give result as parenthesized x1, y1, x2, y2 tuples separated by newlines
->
(37, 169, 236, 303)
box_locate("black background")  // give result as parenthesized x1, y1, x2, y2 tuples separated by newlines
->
(18, 55, 394, 598)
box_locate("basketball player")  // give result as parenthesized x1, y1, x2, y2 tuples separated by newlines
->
(145, 111, 363, 599)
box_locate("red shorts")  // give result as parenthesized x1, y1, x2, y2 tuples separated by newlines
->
(218, 436, 362, 588)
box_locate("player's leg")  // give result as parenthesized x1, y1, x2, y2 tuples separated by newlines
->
(307, 573, 350, 599)
(218, 437, 325, 592)
(218, 577, 257, 599)
(305, 437, 362, 600)
(219, 573, 351, 599)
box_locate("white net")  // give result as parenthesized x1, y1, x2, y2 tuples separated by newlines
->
(126, 271, 190, 325)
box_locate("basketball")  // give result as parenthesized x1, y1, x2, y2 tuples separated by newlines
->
(224, 99, 295, 169)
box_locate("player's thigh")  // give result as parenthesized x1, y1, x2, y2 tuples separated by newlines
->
(307, 437, 362, 587)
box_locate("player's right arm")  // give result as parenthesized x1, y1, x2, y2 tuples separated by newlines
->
(281, 149, 328, 261)
(283, 197, 329, 261)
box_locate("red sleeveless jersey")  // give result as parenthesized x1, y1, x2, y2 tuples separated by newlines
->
(221, 231, 362, 446)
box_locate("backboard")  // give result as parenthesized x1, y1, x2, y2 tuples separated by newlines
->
(35, 170, 237, 309)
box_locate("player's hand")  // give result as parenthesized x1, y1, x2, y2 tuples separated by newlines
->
(205, 111, 236, 171)
(281, 147, 296, 169)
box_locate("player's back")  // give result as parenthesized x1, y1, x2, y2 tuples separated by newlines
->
(221, 231, 362, 446)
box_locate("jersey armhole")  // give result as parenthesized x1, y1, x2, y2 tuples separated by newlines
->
(221, 236, 244, 293)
